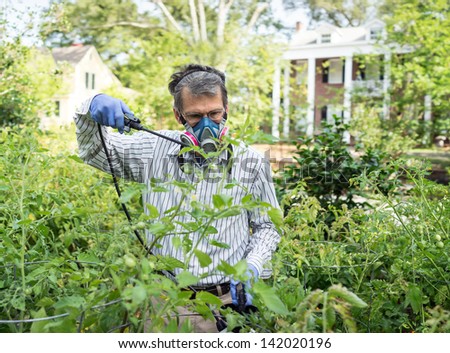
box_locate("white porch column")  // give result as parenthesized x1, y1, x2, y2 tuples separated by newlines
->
(306, 57, 316, 137)
(383, 52, 391, 119)
(272, 59, 281, 139)
(282, 62, 290, 138)
(343, 55, 353, 143)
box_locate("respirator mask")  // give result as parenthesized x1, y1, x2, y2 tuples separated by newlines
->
(180, 113, 229, 153)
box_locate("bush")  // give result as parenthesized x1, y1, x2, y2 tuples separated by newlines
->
(0, 41, 61, 127)
(276, 116, 400, 237)
(273, 155, 450, 332)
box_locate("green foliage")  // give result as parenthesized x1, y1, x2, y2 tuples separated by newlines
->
(284, 0, 373, 27)
(1, 109, 448, 333)
(276, 116, 400, 233)
(383, 0, 450, 144)
(0, 41, 61, 126)
(273, 155, 450, 332)
(40, 0, 283, 129)
(0, 126, 289, 333)
(350, 102, 418, 156)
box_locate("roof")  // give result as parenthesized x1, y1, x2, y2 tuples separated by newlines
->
(52, 45, 93, 64)
(289, 21, 385, 47)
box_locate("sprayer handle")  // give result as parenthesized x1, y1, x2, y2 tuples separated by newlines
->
(124, 113, 143, 132)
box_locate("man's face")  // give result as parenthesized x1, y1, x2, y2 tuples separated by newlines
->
(175, 87, 227, 127)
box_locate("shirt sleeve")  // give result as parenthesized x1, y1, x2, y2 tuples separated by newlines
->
(73, 97, 156, 183)
(246, 158, 282, 279)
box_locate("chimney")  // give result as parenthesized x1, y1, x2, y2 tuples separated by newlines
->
(296, 21, 303, 32)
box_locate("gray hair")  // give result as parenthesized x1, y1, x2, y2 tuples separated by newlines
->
(168, 65, 228, 112)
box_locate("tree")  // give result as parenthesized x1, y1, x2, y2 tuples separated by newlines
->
(282, 0, 376, 27)
(382, 0, 450, 144)
(0, 40, 62, 126)
(41, 0, 284, 130)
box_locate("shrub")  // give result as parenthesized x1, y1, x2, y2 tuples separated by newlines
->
(276, 116, 400, 238)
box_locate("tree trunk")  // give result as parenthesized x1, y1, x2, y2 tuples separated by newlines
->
(155, 0, 182, 33)
(189, 0, 200, 42)
(198, 0, 208, 42)
(246, 3, 269, 34)
(217, 0, 233, 46)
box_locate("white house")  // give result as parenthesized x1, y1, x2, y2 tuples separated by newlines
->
(278, 19, 396, 141)
(40, 44, 125, 128)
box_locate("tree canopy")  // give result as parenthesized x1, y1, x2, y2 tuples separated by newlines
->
(383, 0, 450, 141)
(40, 0, 285, 129)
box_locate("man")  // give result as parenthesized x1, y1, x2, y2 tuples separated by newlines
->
(74, 64, 281, 332)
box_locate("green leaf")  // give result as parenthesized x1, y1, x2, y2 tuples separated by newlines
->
(36, 297, 54, 307)
(172, 236, 182, 250)
(176, 271, 199, 288)
(213, 194, 225, 209)
(77, 253, 101, 265)
(406, 285, 423, 314)
(145, 203, 160, 219)
(234, 260, 249, 277)
(157, 256, 184, 271)
(328, 285, 367, 308)
(194, 303, 214, 320)
(208, 239, 230, 249)
(118, 188, 140, 203)
(204, 225, 218, 234)
(30, 307, 49, 333)
(241, 194, 253, 204)
(213, 194, 233, 210)
(152, 186, 169, 192)
(148, 222, 173, 234)
(194, 249, 212, 268)
(268, 207, 283, 228)
(54, 295, 86, 310)
(224, 182, 239, 189)
(68, 154, 84, 163)
(195, 291, 223, 306)
(253, 282, 289, 315)
(324, 306, 336, 331)
(131, 285, 147, 305)
(217, 260, 237, 276)
(0, 184, 10, 191)
(216, 208, 241, 219)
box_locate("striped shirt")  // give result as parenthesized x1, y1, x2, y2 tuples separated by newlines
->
(74, 98, 281, 285)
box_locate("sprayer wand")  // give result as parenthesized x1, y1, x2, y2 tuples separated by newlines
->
(124, 113, 189, 147)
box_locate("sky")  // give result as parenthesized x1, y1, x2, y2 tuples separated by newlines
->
(2, 0, 308, 45)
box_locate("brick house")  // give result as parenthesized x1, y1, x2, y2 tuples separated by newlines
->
(281, 19, 397, 141)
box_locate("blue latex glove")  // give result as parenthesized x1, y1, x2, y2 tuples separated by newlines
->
(230, 264, 259, 307)
(89, 94, 133, 134)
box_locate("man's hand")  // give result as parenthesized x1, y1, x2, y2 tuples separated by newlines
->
(89, 94, 133, 134)
(230, 264, 259, 310)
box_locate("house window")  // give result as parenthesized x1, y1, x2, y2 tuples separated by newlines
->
(321, 33, 331, 43)
(322, 61, 329, 83)
(320, 106, 328, 122)
(322, 105, 343, 124)
(55, 101, 60, 117)
(91, 73, 95, 90)
(362, 56, 384, 81)
(328, 59, 344, 84)
(370, 28, 382, 40)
